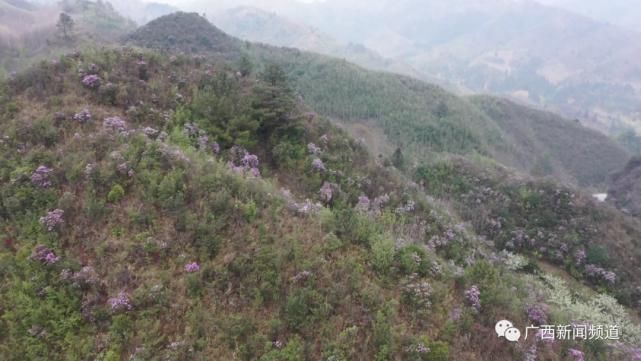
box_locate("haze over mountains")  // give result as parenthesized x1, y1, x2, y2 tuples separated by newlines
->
(203, 0, 641, 137)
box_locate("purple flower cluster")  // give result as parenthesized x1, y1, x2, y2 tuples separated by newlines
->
(585, 264, 616, 284)
(198, 135, 209, 150)
(142, 127, 158, 137)
(183, 123, 199, 137)
(574, 249, 587, 265)
(307, 142, 321, 155)
(319, 182, 336, 203)
(355, 195, 370, 212)
(524, 344, 538, 361)
(311, 158, 326, 172)
(464, 285, 481, 312)
(184, 262, 200, 273)
(228, 146, 260, 177)
(526, 303, 548, 325)
(212, 142, 220, 154)
(108, 291, 132, 311)
(81, 74, 101, 89)
(31, 165, 54, 188)
(103, 117, 127, 132)
(39, 209, 64, 231)
(73, 109, 92, 123)
(568, 348, 585, 361)
(30, 245, 60, 265)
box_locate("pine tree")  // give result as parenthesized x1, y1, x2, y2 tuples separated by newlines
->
(392, 147, 405, 170)
(251, 64, 295, 137)
(57, 13, 74, 41)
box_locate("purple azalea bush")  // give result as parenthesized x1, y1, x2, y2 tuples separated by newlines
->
(31, 165, 54, 188)
(81, 74, 101, 89)
(464, 285, 481, 311)
(103, 116, 127, 132)
(308, 142, 321, 155)
(319, 182, 336, 204)
(40, 209, 64, 231)
(568, 348, 585, 361)
(585, 264, 616, 284)
(108, 291, 133, 311)
(227, 146, 261, 177)
(73, 109, 92, 123)
(526, 303, 548, 325)
(311, 158, 326, 172)
(184, 262, 200, 273)
(30, 245, 60, 265)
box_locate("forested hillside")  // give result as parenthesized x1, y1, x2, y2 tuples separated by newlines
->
(126, 13, 630, 187)
(1, 10, 641, 361)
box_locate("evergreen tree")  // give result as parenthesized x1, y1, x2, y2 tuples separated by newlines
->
(392, 147, 405, 170)
(238, 55, 253, 77)
(251, 64, 295, 137)
(57, 13, 74, 41)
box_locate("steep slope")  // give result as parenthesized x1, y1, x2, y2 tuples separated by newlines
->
(2, 13, 641, 361)
(608, 157, 641, 216)
(2, 44, 641, 361)
(470, 96, 630, 186)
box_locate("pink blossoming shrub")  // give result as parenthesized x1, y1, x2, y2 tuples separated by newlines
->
(227, 146, 261, 177)
(73, 109, 92, 123)
(568, 348, 585, 361)
(142, 127, 158, 137)
(198, 135, 209, 150)
(103, 116, 127, 132)
(212, 142, 220, 154)
(464, 285, 481, 311)
(585, 264, 616, 284)
(526, 303, 548, 325)
(307, 142, 321, 155)
(108, 291, 132, 311)
(31, 165, 53, 188)
(30, 245, 60, 265)
(319, 182, 337, 204)
(574, 249, 587, 265)
(311, 158, 326, 172)
(355, 195, 370, 212)
(81, 74, 101, 89)
(40, 209, 64, 231)
(184, 262, 200, 273)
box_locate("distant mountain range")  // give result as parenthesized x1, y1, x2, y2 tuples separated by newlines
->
(210, 7, 425, 81)
(127, 12, 630, 187)
(216, 0, 641, 137)
(536, 0, 641, 33)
